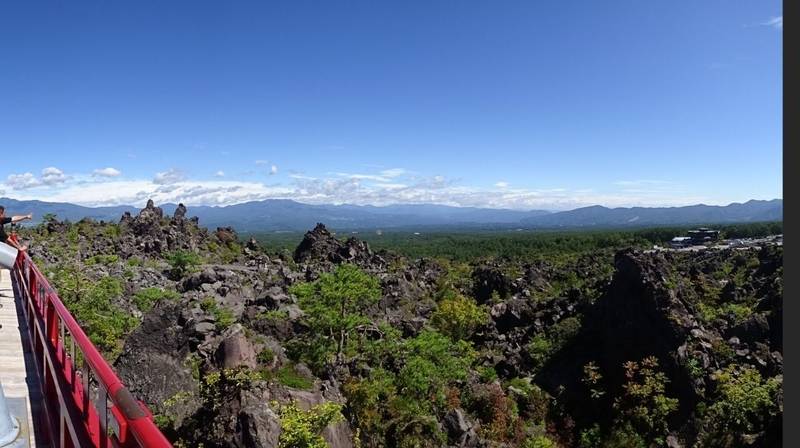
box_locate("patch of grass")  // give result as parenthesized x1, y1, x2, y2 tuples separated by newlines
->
(200, 298, 236, 330)
(258, 348, 276, 365)
(275, 365, 314, 390)
(134, 287, 180, 312)
(478, 366, 499, 383)
(165, 250, 202, 278)
(85, 254, 120, 266)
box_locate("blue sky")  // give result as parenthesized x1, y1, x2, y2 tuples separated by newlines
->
(0, 1, 782, 210)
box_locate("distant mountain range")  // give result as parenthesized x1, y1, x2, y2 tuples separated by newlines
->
(0, 197, 782, 232)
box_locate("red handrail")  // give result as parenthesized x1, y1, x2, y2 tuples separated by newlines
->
(8, 236, 172, 448)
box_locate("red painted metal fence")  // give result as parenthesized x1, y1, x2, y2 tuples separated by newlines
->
(9, 236, 173, 448)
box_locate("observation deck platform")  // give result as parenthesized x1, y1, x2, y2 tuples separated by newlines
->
(0, 268, 43, 447)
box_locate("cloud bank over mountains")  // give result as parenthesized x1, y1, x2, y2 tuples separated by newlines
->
(0, 165, 753, 211)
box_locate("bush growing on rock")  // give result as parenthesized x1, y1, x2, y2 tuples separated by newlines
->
(199, 298, 236, 330)
(276, 401, 344, 448)
(699, 365, 781, 445)
(340, 329, 476, 446)
(522, 434, 558, 448)
(85, 254, 120, 266)
(49, 266, 137, 359)
(165, 250, 202, 278)
(431, 293, 488, 340)
(397, 330, 475, 405)
(134, 287, 180, 312)
(526, 316, 582, 370)
(612, 357, 678, 444)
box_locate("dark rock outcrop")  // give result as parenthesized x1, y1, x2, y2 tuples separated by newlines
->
(117, 200, 214, 257)
(115, 302, 201, 426)
(293, 223, 384, 268)
(472, 265, 512, 303)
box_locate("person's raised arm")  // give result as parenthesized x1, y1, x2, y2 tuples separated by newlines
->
(10, 213, 32, 223)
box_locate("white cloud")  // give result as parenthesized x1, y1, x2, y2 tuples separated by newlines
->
(6, 172, 41, 190)
(380, 168, 405, 178)
(614, 180, 673, 187)
(12, 179, 292, 207)
(41, 167, 68, 185)
(1, 166, 720, 210)
(270, 165, 278, 175)
(153, 168, 185, 185)
(214, 170, 225, 177)
(333, 168, 406, 183)
(333, 172, 389, 182)
(255, 159, 268, 165)
(5, 167, 69, 189)
(763, 16, 782, 29)
(92, 167, 122, 178)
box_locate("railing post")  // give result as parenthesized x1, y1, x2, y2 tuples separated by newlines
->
(46, 299, 59, 346)
(28, 264, 36, 303)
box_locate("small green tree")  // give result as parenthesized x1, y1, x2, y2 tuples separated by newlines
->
(290, 264, 381, 365)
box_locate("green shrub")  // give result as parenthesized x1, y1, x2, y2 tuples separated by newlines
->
(582, 362, 606, 399)
(478, 366, 499, 383)
(342, 369, 397, 440)
(700, 366, 781, 440)
(257, 348, 275, 365)
(165, 250, 202, 278)
(527, 317, 582, 370)
(215, 308, 236, 330)
(606, 423, 647, 448)
(276, 401, 344, 448)
(613, 357, 678, 441)
(527, 336, 553, 370)
(698, 302, 754, 325)
(522, 435, 557, 448)
(200, 368, 263, 411)
(85, 254, 120, 266)
(466, 382, 521, 442)
(199, 298, 236, 330)
(397, 330, 475, 406)
(578, 424, 603, 448)
(134, 287, 180, 312)
(256, 309, 289, 322)
(49, 268, 136, 359)
(431, 293, 488, 340)
(104, 224, 121, 239)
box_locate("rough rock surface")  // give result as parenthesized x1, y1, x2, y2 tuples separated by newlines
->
(114, 302, 201, 426)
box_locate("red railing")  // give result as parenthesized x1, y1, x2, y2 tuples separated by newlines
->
(8, 236, 173, 448)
